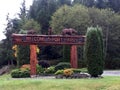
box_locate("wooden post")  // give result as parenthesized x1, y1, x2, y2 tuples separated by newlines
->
(30, 45, 38, 77)
(70, 45, 78, 68)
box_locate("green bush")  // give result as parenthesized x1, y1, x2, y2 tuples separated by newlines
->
(11, 69, 30, 78)
(72, 69, 81, 73)
(79, 68, 88, 73)
(84, 27, 104, 77)
(55, 70, 64, 75)
(36, 64, 44, 75)
(55, 62, 71, 71)
(44, 66, 55, 74)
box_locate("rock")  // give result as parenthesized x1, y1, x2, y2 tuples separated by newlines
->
(0, 66, 10, 75)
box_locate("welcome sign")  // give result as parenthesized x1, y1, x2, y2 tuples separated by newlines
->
(12, 34, 85, 45)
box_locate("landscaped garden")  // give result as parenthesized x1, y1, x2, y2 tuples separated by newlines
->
(0, 0, 120, 90)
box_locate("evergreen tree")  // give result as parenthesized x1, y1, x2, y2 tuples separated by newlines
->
(73, 0, 95, 7)
(16, 0, 40, 67)
(29, 0, 58, 34)
(84, 27, 104, 77)
(108, 0, 120, 12)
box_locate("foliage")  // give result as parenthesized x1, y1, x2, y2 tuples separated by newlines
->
(63, 69, 73, 76)
(73, 0, 95, 7)
(55, 70, 64, 75)
(29, 0, 58, 34)
(51, 5, 90, 34)
(11, 69, 30, 78)
(55, 62, 71, 71)
(84, 27, 104, 77)
(36, 64, 44, 74)
(38, 60, 50, 68)
(17, 45, 30, 67)
(62, 45, 70, 62)
(0, 16, 20, 66)
(72, 69, 81, 73)
(105, 58, 120, 69)
(44, 66, 55, 74)
(22, 19, 41, 33)
(79, 68, 88, 73)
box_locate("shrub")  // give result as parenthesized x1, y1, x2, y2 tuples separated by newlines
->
(72, 69, 81, 73)
(63, 69, 73, 76)
(55, 62, 71, 71)
(11, 69, 30, 78)
(79, 68, 88, 73)
(84, 27, 104, 77)
(36, 64, 44, 74)
(44, 66, 55, 74)
(55, 70, 64, 75)
(38, 60, 50, 68)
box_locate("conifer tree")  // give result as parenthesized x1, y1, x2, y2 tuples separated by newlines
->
(84, 27, 104, 77)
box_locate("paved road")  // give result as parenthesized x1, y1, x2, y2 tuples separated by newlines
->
(102, 70, 120, 76)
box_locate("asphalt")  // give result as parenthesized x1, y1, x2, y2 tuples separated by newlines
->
(102, 70, 120, 76)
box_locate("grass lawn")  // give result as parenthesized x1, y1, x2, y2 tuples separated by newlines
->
(0, 74, 120, 90)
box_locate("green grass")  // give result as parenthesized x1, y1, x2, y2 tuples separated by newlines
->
(0, 74, 120, 90)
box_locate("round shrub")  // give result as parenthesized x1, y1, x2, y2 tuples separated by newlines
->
(11, 69, 30, 78)
(38, 60, 50, 68)
(55, 62, 71, 71)
(44, 66, 55, 74)
(63, 69, 73, 76)
(36, 64, 44, 75)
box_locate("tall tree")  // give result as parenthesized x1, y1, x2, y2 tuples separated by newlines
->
(29, 0, 58, 34)
(1, 14, 16, 66)
(73, 0, 95, 7)
(57, 0, 72, 6)
(84, 27, 104, 77)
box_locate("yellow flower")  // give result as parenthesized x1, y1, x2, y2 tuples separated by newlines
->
(12, 45, 17, 50)
(12, 45, 18, 57)
(63, 69, 73, 76)
(36, 46, 40, 53)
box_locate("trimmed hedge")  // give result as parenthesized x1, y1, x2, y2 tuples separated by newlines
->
(11, 69, 30, 78)
(55, 62, 71, 71)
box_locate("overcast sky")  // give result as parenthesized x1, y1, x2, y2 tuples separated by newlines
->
(0, 0, 33, 41)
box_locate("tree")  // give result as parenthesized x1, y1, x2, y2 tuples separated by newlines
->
(50, 5, 90, 35)
(84, 27, 104, 77)
(57, 0, 72, 6)
(16, 0, 41, 67)
(95, 0, 108, 9)
(108, 0, 120, 12)
(29, 0, 58, 34)
(1, 14, 19, 66)
(73, 0, 95, 7)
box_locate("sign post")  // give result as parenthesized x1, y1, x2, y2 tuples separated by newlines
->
(12, 34, 85, 76)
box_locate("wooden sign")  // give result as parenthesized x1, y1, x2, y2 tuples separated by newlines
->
(12, 34, 85, 45)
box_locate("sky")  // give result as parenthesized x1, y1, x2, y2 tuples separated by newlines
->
(0, 0, 33, 41)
